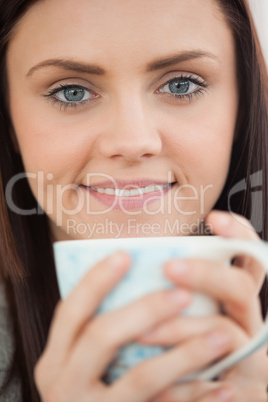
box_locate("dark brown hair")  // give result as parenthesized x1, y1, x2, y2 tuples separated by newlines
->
(0, 0, 267, 401)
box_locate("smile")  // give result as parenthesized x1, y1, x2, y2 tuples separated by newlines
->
(89, 183, 171, 197)
(82, 181, 176, 211)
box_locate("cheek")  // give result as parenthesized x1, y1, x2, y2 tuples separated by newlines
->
(9, 100, 98, 184)
(164, 91, 237, 201)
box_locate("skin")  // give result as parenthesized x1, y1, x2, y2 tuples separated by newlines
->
(7, 0, 238, 240)
(5, 0, 267, 401)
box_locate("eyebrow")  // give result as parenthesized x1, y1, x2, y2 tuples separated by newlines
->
(147, 50, 219, 71)
(26, 50, 219, 77)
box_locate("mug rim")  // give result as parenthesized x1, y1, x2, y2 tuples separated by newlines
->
(53, 235, 218, 248)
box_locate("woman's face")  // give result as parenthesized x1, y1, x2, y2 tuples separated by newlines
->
(7, 0, 238, 240)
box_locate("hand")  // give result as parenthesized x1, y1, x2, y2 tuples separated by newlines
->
(138, 211, 268, 401)
(34, 250, 234, 402)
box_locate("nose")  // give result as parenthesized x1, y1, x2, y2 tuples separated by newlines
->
(98, 97, 162, 162)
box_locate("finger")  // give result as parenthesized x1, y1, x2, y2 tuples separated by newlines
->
(62, 287, 192, 384)
(164, 258, 263, 334)
(206, 211, 265, 291)
(221, 384, 267, 402)
(195, 386, 235, 402)
(219, 345, 268, 385)
(206, 210, 259, 241)
(151, 381, 220, 402)
(194, 384, 265, 402)
(138, 315, 247, 348)
(109, 329, 233, 402)
(138, 317, 268, 387)
(38, 252, 131, 373)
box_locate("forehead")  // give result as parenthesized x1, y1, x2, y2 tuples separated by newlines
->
(8, 0, 234, 75)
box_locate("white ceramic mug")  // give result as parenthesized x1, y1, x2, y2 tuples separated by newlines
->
(53, 236, 268, 383)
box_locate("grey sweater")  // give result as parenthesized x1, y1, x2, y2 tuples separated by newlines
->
(0, 284, 22, 401)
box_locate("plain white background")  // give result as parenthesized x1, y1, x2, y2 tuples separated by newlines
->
(248, 0, 268, 63)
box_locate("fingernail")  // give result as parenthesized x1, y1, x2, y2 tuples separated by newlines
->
(216, 387, 234, 401)
(107, 252, 128, 268)
(206, 330, 230, 351)
(217, 212, 231, 227)
(168, 289, 191, 306)
(168, 260, 189, 276)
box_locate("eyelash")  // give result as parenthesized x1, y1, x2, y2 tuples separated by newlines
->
(42, 74, 209, 111)
(159, 74, 208, 101)
(43, 84, 94, 111)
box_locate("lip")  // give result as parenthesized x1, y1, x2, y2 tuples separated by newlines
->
(83, 178, 175, 189)
(81, 180, 176, 211)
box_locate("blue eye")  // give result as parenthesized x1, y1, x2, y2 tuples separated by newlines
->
(160, 78, 197, 95)
(61, 87, 86, 102)
(158, 75, 208, 100)
(53, 85, 92, 103)
(166, 79, 192, 94)
(43, 84, 97, 110)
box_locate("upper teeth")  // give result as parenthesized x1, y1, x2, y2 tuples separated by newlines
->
(90, 184, 170, 197)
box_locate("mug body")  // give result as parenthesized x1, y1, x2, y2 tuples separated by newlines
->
(54, 236, 221, 382)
